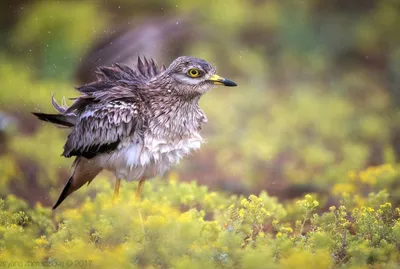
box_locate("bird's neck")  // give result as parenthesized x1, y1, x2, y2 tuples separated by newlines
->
(147, 95, 207, 139)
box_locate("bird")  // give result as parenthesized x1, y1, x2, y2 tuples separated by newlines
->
(33, 56, 237, 209)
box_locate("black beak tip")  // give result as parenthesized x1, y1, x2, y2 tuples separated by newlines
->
(223, 79, 237, 87)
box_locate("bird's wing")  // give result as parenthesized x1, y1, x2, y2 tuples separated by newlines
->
(91, 57, 165, 87)
(60, 59, 156, 159)
(62, 99, 146, 159)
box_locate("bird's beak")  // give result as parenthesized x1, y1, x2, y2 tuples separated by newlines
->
(208, 74, 237, 87)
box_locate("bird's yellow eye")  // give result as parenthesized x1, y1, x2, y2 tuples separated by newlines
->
(187, 69, 201, 78)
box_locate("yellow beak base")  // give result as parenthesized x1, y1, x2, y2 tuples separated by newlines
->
(208, 74, 237, 87)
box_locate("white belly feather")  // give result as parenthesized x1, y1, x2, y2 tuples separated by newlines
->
(101, 132, 203, 181)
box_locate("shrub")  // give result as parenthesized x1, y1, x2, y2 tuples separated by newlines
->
(0, 178, 399, 268)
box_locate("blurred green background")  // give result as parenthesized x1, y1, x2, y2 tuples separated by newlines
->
(0, 0, 400, 209)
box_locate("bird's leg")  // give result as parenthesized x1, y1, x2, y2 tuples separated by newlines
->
(113, 178, 121, 202)
(136, 178, 146, 199)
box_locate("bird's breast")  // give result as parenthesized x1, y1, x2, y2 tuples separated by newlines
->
(139, 132, 204, 166)
(104, 132, 204, 181)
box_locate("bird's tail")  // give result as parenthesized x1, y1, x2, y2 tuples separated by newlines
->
(32, 113, 75, 128)
(53, 157, 102, 209)
(32, 95, 76, 128)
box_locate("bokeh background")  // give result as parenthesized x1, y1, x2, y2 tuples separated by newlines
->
(1, 0, 400, 209)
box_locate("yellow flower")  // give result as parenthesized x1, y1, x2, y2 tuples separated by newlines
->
(332, 183, 355, 195)
(347, 170, 357, 180)
(35, 236, 49, 247)
(284, 227, 293, 233)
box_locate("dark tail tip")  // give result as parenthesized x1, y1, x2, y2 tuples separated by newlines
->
(52, 176, 73, 210)
(32, 112, 74, 128)
(32, 112, 49, 121)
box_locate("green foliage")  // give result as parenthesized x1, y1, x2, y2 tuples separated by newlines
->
(0, 182, 399, 268)
(10, 1, 107, 80)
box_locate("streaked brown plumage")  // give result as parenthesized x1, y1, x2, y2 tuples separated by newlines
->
(33, 56, 237, 209)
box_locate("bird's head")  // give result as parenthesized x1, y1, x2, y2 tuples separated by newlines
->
(164, 56, 237, 96)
